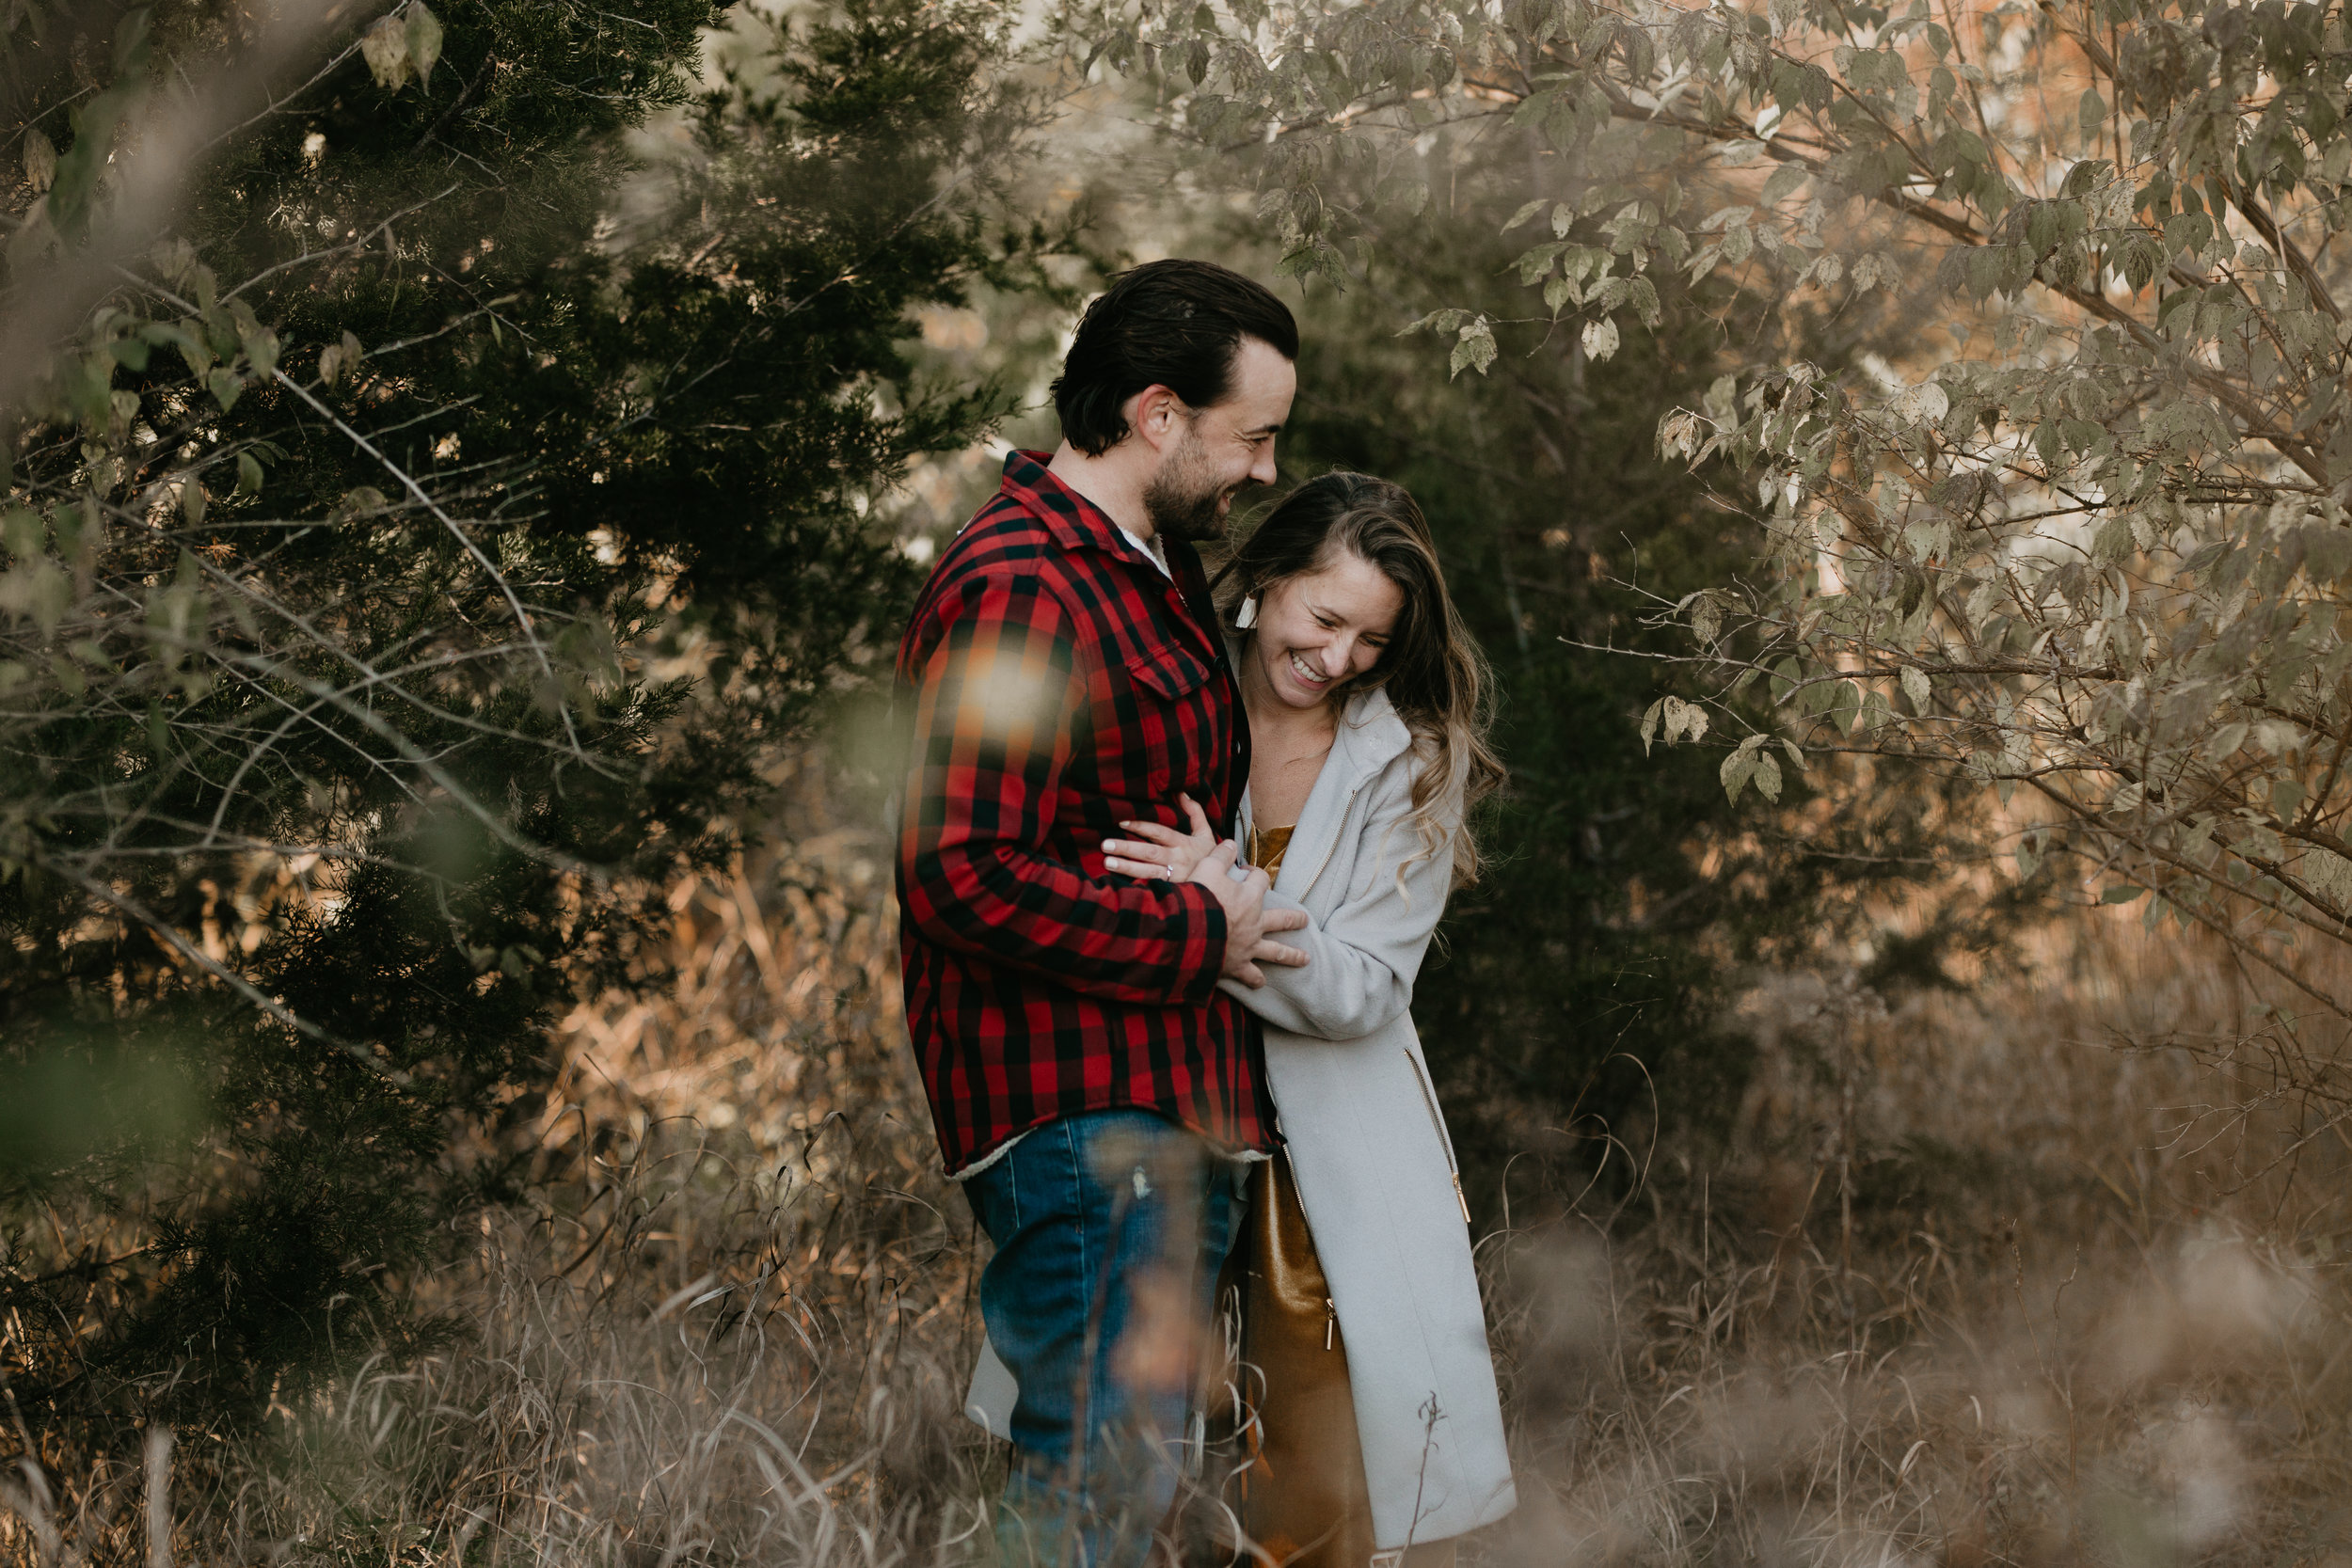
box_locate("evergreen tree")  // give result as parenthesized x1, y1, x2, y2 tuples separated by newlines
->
(0, 0, 1059, 1433)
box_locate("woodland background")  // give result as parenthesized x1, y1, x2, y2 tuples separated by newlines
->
(1, 0, 2348, 1561)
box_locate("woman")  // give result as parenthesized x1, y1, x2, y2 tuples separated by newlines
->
(1099, 471, 1513, 1567)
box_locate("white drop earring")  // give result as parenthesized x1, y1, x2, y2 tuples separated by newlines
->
(1234, 594, 1260, 629)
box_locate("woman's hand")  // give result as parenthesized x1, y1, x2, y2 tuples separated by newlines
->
(1103, 794, 1221, 883)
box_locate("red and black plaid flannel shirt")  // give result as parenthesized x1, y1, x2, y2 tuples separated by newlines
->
(895, 450, 1272, 1176)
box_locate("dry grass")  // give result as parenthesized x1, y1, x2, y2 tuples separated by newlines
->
(9, 764, 2352, 1565)
(1480, 923, 2352, 1567)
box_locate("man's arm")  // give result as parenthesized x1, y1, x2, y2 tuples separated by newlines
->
(1217, 757, 1453, 1037)
(898, 569, 1230, 1005)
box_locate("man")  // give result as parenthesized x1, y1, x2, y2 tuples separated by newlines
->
(895, 260, 1306, 1566)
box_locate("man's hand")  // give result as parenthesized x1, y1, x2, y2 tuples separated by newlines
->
(1193, 839, 1310, 988)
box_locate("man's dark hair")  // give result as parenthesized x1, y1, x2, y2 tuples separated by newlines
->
(1051, 260, 1300, 455)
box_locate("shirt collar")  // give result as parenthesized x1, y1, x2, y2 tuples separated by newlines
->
(1000, 450, 1163, 572)
(1114, 521, 1171, 578)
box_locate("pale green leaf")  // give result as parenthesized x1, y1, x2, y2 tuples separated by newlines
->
(23, 127, 54, 193)
(361, 14, 411, 90)
(1758, 163, 1805, 205)
(1721, 747, 1757, 801)
(405, 3, 444, 88)
(1890, 381, 1948, 425)
(1449, 317, 1497, 379)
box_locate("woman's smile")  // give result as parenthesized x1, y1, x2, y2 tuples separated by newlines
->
(1248, 552, 1405, 712)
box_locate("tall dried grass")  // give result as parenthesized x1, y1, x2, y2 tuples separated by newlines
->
(8, 763, 2350, 1564)
(1482, 921, 2352, 1568)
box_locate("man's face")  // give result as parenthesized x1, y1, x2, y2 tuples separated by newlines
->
(1142, 337, 1296, 544)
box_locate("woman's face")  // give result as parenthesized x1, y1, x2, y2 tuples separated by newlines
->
(1249, 549, 1405, 710)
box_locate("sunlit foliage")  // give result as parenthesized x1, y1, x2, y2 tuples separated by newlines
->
(1077, 0, 2352, 1035)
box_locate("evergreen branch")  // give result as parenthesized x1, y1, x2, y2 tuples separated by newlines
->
(217, 183, 465, 304)
(271, 368, 588, 761)
(194, 30, 374, 158)
(48, 866, 402, 1080)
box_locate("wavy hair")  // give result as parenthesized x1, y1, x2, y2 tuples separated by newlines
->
(1210, 472, 1505, 885)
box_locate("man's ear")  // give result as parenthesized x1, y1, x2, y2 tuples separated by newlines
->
(1122, 384, 1189, 455)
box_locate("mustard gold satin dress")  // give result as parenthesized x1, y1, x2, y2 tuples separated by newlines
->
(1228, 823, 1386, 1568)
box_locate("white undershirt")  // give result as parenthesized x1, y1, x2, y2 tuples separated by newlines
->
(1116, 522, 1171, 578)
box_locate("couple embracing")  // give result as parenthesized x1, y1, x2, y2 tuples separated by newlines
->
(894, 261, 1515, 1568)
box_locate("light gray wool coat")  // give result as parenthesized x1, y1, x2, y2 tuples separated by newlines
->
(965, 679, 1518, 1549)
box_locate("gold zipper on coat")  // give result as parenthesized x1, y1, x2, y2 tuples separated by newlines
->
(1406, 1047, 1472, 1226)
(1324, 1297, 1337, 1351)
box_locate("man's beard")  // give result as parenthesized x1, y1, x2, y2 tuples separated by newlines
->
(1142, 429, 1233, 543)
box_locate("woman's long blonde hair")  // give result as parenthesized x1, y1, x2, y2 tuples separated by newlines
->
(1211, 471, 1505, 886)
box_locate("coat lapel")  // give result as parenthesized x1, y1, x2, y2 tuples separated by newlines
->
(1242, 679, 1411, 901)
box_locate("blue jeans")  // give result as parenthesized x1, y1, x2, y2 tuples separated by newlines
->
(963, 1110, 1245, 1568)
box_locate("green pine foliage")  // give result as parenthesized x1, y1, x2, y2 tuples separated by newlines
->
(0, 0, 1058, 1435)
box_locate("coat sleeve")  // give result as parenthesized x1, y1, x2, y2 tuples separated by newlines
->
(898, 567, 1229, 1005)
(1218, 750, 1456, 1039)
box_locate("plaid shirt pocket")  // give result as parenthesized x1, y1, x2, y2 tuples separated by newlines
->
(1120, 643, 1220, 802)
